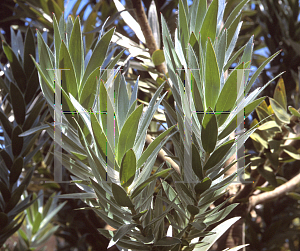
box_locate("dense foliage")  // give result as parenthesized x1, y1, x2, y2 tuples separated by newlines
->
(0, 0, 300, 250)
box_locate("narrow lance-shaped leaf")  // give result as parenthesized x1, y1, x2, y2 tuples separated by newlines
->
(131, 168, 171, 199)
(273, 77, 287, 110)
(200, 217, 241, 251)
(10, 83, 26, 125)
(205, 38, 220, 110)
(66, 15, 74, 47)
(11, 126, 23, 157)
(53, 14, 62, 66)
(108, 223, 138, 248)
(23, 27, 36, 79)
(148, 0, 160, 48)
(81, 27, 115, 90)
(0, 109, 13, 138)
(79, 68, 100, 110)
(178, 0, 189, 48)
(82, 9, 97, 51)
(192, 143, 203, 180)
(225, 16, 242, 64)
(99, 79, 107, 133)
(36, 31, 54, 87)
(203, 139, 235, 170)
(223, 0, 249, 30)
(201, 107, 218, 153)
(137, 125, 176, 168)
(111, 183, 134, 208)
(112, 0, 146, 44)
(116, 75, 130, 130)
(120, 149, 136, 188)
(90, 111, 108, 160)
(59, 40, 78, 100)
(9, 157, 23, 185)
(117, 104, 143, 164)
(215, 70, 238, 127)
(200, 0, 218, 49)
(218, 96, 266, 140)
(195, 177, 212, 195)
(289, 106, 300, 117)
(2, 41, 27, 92)
(245, 50, 281, 95)
(269, 98, 290, 124)
(69, 16, 84, 86)
(192, 0, 207, 34)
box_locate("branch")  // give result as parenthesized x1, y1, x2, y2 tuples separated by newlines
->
(249, 172, 300, 210)
(127, 1, 176, 171)
(145, 134, 181, 175)
(129, 0, 167, 74)
(233, 112, 300, 204)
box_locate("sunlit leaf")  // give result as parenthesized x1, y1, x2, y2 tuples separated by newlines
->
(120, 149, 136, 188)
(205, 38, 220, 110)
(117, 104, 143, 164)
(269, 98, 290, 124)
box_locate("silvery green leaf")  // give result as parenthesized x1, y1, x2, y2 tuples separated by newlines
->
(203, 204, 238, 225)
(216, 0, 226, 37)
(16, 30, 24, 62)
(170, 172, 193, 206)
(117, 104, 143, 164)
(194, 217, 240, 251)
(223, 0, 250, 30)
(174, 29, 187, 70)
(31, 225, 59, 247)
(69, 93, 93, 137)
(116, 75, 130, 130)
(102, 47, 117, 69)
(224, 44, 247, 71)
(178, 0, 189, 49)
(154, 237, 181, 247)
(93, 209, 123, 229)
(115, 239, 149, 250)
(129, 76, 139, 109)
(108, 223, 138, 248)
(55, 193, 96, 199)
(157, 195, 188, 221)
(224, 244, 249, 251)
(56, 151, 91, 180)
(112, 0, 145, 44)
(240, 35, 254, 65)
(148, 0, 160, 48)
(245, 50, 281, 95)
(145, 196, 178, 228)
(38, 201, 67, 230)
(84, 49, 92, 70)
(112, 183, 134, 207)
(131, 166, 170, 199)
(205, 168, 245, 198)
(90, 180, 131, 218)
(224, 21, 242, 64)
(137, 127, 176, 169)
(134, 83, 166, 157)
(44, 123, 85, 154)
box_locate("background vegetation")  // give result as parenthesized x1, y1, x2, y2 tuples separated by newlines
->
(0, 0, 300, 250)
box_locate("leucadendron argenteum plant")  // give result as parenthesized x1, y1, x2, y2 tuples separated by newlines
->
(20, 14, 180, 251)
(156, 0, 284, 250)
